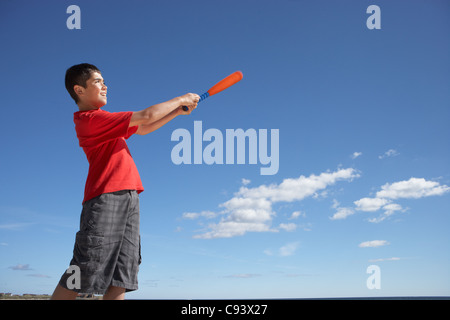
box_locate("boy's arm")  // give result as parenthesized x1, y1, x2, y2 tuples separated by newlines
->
(129, 93, 199, 129)
(135, 107, 187, 135)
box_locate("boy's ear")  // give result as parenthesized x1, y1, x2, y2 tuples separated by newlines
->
(74, 85, 84, 96)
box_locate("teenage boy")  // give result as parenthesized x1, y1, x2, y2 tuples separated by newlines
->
(51, 63, 199, 300)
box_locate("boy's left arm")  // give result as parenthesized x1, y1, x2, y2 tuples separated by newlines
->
(135, 105, 194, 135)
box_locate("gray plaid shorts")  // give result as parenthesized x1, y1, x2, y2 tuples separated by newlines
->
(59, 190, 141, 294)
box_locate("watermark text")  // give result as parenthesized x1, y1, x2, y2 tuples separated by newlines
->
(171, 121, 279, 175)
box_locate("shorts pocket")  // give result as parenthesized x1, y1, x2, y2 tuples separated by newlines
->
(74, 232, 104, 273)
(80, 200, 103, 231)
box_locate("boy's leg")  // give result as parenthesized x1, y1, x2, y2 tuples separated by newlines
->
(110, 190, 141, 293)
(57, 191, 140, 297)
(103, 285, 126, 300)
(50, 284, 78, 300)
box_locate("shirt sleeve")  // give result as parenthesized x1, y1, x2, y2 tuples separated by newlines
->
(77, 111, 135, 148)
(125, 125, 139, 140)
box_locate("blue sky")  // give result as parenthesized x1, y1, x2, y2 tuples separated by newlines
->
(0, 0, 449, 298)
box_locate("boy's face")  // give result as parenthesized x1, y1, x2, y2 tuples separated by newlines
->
(75, 72, 107, 109)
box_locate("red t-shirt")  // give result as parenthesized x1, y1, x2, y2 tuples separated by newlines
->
(74, 109, 144, 203)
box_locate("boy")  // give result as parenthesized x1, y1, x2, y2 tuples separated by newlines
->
(51, 63, 199, 300)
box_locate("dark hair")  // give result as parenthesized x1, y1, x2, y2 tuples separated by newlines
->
(65, 63, 101, 103)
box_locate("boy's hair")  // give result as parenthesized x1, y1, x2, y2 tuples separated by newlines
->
(65, 63, 101, 103)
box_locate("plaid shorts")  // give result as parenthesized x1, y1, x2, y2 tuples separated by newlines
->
(59, 190, 141, 295)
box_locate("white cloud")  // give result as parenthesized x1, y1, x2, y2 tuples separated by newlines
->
(369, 257, 401, 262)
(330, 207, 355, 220)
(382, 203, 403, 214)
(379, 149, 399, 159)
(194, 220, 276, 239)
(330, 198, 357, 220)
(358, 240, 389, 248)
(182, 211, 218, 220)
(353, 177, 450, 223)
(191, 168, 359, 239)
(278, 223, 297, 232)
(265, 242, 300, 257)
(351, 152, 362, 159)
(376, 178, 450, 199)
(182, 212, 199, 219)
(298, 223, 312, 231)
(279, 242, 300, 256)
(289, 211, 305, 219)
(236, 168, 359, 203)
(367, 203, 404, 223)
(354, 197, 391, 212)
(331, 199, 340, 209)
(27, 274, 51, 278)
(241, 178, 251, 186)
(225, 274, 261, 279)
(222, 197, 273, 223)
(9, 264, 32, 271)
(0, 223, 33, 231)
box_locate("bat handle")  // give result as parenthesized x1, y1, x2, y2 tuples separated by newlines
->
(182, 92, 210, 111)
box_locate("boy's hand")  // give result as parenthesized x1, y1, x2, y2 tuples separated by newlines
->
(179, 93, 200, 114)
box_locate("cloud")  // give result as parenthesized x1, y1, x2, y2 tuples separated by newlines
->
(378, 149, 399, 159)
(235, 168, 359, 203)
(353, 177, 450, 223)
(376, 178, 450, 199)
(9, 264, 51, 278)
(191, 168, 359, 239)
(182, 211, 218, 220)
(225, 274, 261, 279)
(298, 223, 312, 231)
(222, 197, 273, 223)
(369, 257, 401, 262)
(27, 274, 51, 278)
(9, 264, 32, 271)
(264, 241, 300, 257)
(330, 207, 355, 220)
(0, 223, 34, 231)
(196, 220, 275, 239)
(289, 211, 305, 219)
(241, 178, 251, 186)
(354, 197, 403, 223)
(143, 279, 159, 288)
(279, 242, 300, 256)
(278, 223, 297, 232)
(358, 240, 389, 248)
(354, 197, 390, 212)
(330, 199, 355, 220)
(351, 152, 362, 159)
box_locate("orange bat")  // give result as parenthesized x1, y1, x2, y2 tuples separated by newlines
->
(182, 71, 243, 111)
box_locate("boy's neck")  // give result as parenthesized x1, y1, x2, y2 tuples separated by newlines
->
(77, 103, 101, 112)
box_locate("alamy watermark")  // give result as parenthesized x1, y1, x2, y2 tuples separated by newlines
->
(366, 5, 381, 30)
(171, 121, 279, 175)
(65, 265, 81, 290)
(66, 4, 380, 30)
(66, 5, 81, 30)
(366, 265, 381, 290)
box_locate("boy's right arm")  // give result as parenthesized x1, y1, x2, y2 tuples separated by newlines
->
(129, 93, 199, 128)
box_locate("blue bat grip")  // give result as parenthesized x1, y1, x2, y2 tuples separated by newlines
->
(182, 92, 210, 111)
